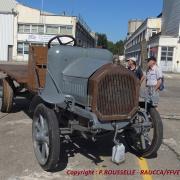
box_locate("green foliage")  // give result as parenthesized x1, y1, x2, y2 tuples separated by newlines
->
(97, 33, 108, 49)
(96, 32, 124, 55)
(107, 40, 124, 55)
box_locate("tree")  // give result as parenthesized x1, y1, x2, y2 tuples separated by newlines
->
(97, 33, 108, 49)
(107, 40, 124, 55)
(107, 41, 114, 53)
(114, 40, 124, 55)
(96, 32, 124, 55)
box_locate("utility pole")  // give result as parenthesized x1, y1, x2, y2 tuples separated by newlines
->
(41, 0, 46, 45)
(41, 0, 44, 23)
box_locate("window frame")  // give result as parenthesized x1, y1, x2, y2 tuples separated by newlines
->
(17, 42, 24, 55)
(151, 29, 158, 37)
(24, 25, 31, 33)
(31, 25, 38, 34)
(46, 25, 59, 35)
(161, 46, 174, 62)
(17, 42, 29, 55)
(18, 24, 45, 34)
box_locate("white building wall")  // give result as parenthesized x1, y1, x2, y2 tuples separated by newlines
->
(0, 0, 16, 13)
(157, 46, 161, 66)
(173, 44, 180, 72)
(13, 12, 18, 60)
(14, 4, 77, 61)
(147, 18, 161, 29)
(16, 4, 76, 25)
(0, 14, 14, 61)
(158, 37, 178, 72)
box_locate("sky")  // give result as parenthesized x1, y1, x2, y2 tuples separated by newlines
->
(17, 0, 163, 42)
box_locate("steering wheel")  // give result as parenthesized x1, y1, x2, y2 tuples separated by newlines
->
(47, 35, 77, 49)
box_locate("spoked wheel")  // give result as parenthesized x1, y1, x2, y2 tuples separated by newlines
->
(125, 108, 163, 157)
(1, 78, 14, 113)
(32, 103, 60, 171)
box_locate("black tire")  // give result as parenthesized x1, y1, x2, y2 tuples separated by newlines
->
(144, 108, 163, 157)
(1, 78, 14, 113)
(32, 103, 60, 171)
(125, 108, 163, 157)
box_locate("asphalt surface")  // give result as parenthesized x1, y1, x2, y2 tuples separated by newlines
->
(0, 73, 180, 180)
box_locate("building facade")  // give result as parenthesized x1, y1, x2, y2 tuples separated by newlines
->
(148, 36, 180, 72)
(124, 18, 161, 66)
(0, 1, 95, 61)
(125, 0, 180, 72)
(148, 0, 180, 72)
(0, 0, 16, 61)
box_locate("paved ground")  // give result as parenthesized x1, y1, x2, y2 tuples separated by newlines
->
(0, 73, 180, 180)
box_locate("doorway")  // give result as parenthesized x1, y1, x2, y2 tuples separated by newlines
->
(7, 45, 13, 61)
(160, 46, 174, 72)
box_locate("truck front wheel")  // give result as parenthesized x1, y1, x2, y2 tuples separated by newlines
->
(32, 103, 60, 171)
(1, 78, 14, 113)
(125, 108, 163, 157)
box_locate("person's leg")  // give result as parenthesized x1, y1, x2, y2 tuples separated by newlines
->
(152, 90, 159, 110)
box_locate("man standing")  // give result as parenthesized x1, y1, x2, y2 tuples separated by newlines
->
(126, 57, 145, 84)
(146, 56, 163, 107)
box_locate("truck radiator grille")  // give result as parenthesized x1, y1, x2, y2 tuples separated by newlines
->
(89, 63, 140, 121)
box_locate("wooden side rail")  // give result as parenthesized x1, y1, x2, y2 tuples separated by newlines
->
(28, 46, 48, 92)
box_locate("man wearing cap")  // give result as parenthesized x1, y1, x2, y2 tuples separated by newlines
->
(126, 57, 145, 84)
(146, 56, 163, 106)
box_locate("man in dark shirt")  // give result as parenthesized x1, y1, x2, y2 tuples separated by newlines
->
(126, 57, 145, 84)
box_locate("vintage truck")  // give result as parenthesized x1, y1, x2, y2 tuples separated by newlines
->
(0, 35, 163, 171)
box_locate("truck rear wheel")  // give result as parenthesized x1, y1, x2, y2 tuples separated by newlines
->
(1, 78, 14, 113)
(125, 108, 163, 157)
(32, 103, 60, 171)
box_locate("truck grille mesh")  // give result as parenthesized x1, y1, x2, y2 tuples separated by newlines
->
(97, 73, 136, 116)
(89, 63, 139, 121)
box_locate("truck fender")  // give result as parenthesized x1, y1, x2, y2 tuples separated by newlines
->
(29, 95, 45, 114)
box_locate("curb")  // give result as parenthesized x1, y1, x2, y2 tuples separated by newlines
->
(161, 114, 180, 120)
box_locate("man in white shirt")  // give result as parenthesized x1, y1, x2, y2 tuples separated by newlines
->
(146, 57, 162, 89)
(146, 56, 163, 106)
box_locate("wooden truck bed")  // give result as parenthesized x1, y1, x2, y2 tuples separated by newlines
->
(0, 45, 48, 93)
(0, 64, 28, 84)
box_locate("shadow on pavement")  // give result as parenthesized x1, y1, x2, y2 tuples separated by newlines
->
(53, 133, 143, 172)
(12, 98, 32, 118)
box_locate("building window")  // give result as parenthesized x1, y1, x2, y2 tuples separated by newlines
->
(18, 24, 24, 33)
(38, 25, 44, 34)
(142, 30, 146, 40)
(46, 26, 59, 34)
(17, 42, 29, 55)
(60, 26, 73, 35)
(24, 43, 29, 54)
(138, 35, 140, 43)
(18, 24, 45, 34)
(31, 25, 38, 33)
(24, 25, 30, 33)
(66, 26, 73, 35)
(151, 29, 157, 37)
(17, 43, 23, 54)
(161, 46, 174, 61)
(60, 26, 66, 34)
